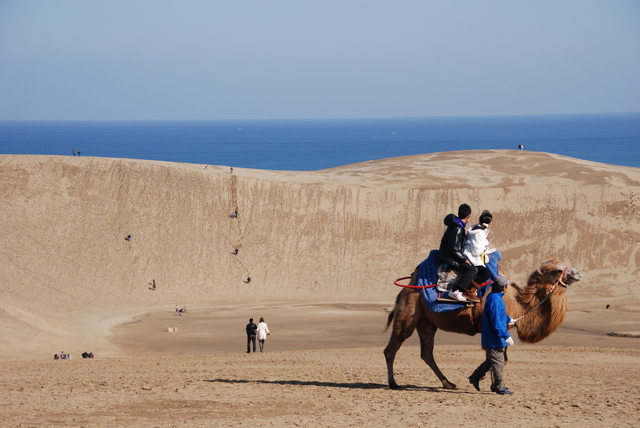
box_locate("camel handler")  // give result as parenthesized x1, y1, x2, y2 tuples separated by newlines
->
(438, 203, 478, 301)
(468, 275, 516, 394)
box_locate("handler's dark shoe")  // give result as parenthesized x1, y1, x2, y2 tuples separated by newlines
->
(468, 375, 481, 391)
(497, 388, 515, 395)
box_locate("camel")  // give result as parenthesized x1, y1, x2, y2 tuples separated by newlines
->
(383, 259, 582, 389)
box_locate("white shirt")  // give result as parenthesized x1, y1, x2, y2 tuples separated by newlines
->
(463, 224, 492, 266)
(256, 322, 270, 340)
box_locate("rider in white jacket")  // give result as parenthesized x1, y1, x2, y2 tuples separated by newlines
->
(464, 224, 491, 266)
(463, 210, 501, 279)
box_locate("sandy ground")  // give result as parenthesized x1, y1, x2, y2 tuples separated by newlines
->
(1, 300, 639, 427)
(1, 345, 638, 427)
(107, 300, 640, 357)
(1, 152, 640, 426)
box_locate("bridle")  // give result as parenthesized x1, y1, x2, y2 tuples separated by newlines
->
(556, 266, 569, 288)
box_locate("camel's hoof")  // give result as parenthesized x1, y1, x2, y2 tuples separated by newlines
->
(389, 383, 402, 390)
(442, 380, 457, 390)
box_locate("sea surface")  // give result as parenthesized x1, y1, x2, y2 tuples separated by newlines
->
(1, 113, 639, 170)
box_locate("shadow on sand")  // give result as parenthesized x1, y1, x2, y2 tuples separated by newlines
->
(203, 378, 474, 393)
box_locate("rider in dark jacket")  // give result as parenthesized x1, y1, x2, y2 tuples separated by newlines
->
(438, 204, 478, 300)
(439, 213, 469, 267)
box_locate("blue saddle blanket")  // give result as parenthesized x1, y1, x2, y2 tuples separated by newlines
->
(417, 250, 491, 313)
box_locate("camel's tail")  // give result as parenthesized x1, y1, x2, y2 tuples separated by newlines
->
(382, 290, 403, 334)
(384, 267, 419, 334)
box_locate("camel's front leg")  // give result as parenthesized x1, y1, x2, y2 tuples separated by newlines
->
(416, 319, 457, 389)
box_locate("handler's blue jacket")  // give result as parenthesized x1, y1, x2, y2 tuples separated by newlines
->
(481, 291, 511, 348)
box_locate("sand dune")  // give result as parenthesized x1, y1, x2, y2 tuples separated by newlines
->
(1, 152, 640, 426)
(1, 151, 639, 357)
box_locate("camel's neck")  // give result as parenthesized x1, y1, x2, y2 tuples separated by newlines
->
(504, 285, 568, 344)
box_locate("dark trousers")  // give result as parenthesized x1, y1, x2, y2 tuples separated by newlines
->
(474, 265, 492, 284)
(455, 263, 478, 291)
(472, 347, 508, 391)
(247, 334, 256, 352)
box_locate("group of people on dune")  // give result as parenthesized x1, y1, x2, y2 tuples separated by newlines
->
(440, 203, 516, 395)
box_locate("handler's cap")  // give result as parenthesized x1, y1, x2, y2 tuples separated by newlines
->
(493, 275, 510, 290)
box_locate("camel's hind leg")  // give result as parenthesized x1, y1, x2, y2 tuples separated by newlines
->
(383, 312, 417, 390)
(383, 330, 413, 389)
(383, 287, 420, 389)
(416, 318, 457, 389)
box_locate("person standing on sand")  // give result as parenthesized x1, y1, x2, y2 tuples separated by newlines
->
(256, 317, 270, 352)
(246, 318, 257, 353)
(468, 275, 516, 394)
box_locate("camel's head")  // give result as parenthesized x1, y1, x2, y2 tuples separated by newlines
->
(561, 266, 583, 286)
(517, 260, 581, 344)
(531, 259, 582, 290)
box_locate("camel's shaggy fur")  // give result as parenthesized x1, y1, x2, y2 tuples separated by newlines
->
(508, 259, 571, 343)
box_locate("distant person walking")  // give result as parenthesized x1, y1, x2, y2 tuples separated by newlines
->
(246, 318, 257, 353)
(256, 317, 271, 352)
(518, 144, 524, 150)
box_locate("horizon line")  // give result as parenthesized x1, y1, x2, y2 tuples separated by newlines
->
(1, 111, 639, 123)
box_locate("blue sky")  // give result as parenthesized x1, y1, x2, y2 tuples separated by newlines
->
(0, 1, 638, 120)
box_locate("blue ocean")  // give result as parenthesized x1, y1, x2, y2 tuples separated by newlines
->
(1, 113, 638, 170)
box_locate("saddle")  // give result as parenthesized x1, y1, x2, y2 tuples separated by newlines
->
(436, 264, 458, 292)
(436, 264, 482, 300)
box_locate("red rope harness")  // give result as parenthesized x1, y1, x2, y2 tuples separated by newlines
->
(393, 276, 436, 289)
